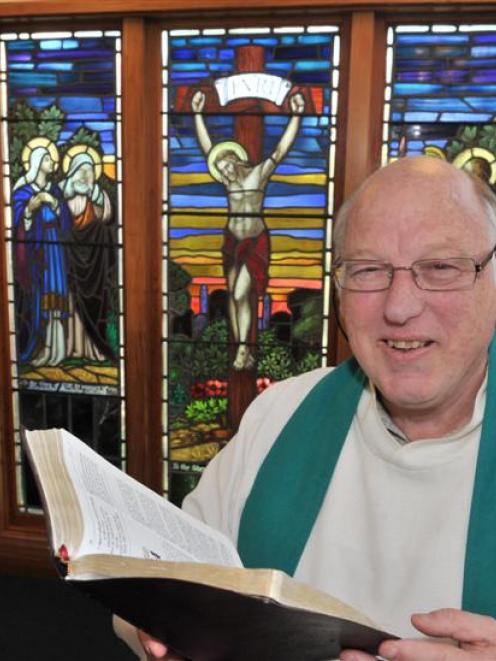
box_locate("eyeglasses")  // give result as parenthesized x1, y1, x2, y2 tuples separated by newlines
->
(332, 245, 496, 292)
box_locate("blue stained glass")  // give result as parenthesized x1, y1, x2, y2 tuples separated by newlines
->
(275, 164, 321, 176)
(36, 50, 113, 60)
(40, 40, 62, 50)
(391, 113, 402, 121)
(295, 61, 330, 71)
(271, 229, 324, 238)
(7, 40, 35, 51)
(407, 98, 468, 111)
(281, 36, 296, 45)
(10, 72, 57, 86)
(103, 98, 115, 112)
(474, 34, 496, 43)
(190, 37, 222, 46)
(62, 39, 79, 49)
(199, 47, 217, 60)
(396, 59, 436, 68)
(454, 58, 496, 67)
(226, 38, 250, 47)
(8, 53, 32, 62)
(405, 141, 425, 150)
(404, 112, 438, 121)
(466, 96, 496, 111)
(264, 194, 325, 208)
(59, 96, 103, 112)
(396, 47, 431, 57)
(473, 70, 496, 83)
(275, 46, 320, 60)
(265, 62, 293, 73)
(101, 142, 115, 155)
(17, 96, 56, 109)
(173, 63, 207, 72)
(209, 64, 231, 72)
(172, 48, 197, 61)
(394, 83, 444, 95)
(397, 72, 434, 82)
(433, 47, 466, 57)
(219, 49, 234, 60)
(170, 71, 211, 81)
(397, 35, 468, 44)
(293, 71, 330, 84)
(452, 84, 496, 93)
(170, 228, 223, 238)
(38, 62, 74, 71)
(298, 36, 332, 45)
(172, 194, 227, 207)
(267, 182, 324, 195)
(85, 121, 115, 131)
(440, 112, 492, 121)
(9, 63, 35, 70)
(472, 46, 496, 57)
(253, 38, 278, 46)
(99, 130, 114, 143)
(294, 136, 322, 152)
(171, 38, 187, 47)
(436, 70, 469, 83)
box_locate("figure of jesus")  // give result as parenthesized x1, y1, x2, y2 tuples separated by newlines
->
(191, 89, 305, 370)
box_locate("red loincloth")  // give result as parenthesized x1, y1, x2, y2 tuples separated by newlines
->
(222, 229, 270, 296)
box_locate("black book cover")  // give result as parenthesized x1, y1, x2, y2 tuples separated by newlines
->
(71, 576, 396, 660)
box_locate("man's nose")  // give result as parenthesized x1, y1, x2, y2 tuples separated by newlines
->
(383, 268, 425, 324)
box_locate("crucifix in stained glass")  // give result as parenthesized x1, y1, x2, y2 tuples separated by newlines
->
(164, 26, 339, 504)
(175, 43, 319, 426)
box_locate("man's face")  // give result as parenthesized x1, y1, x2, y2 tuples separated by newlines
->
(216, 157, 239, 184)
(339, 161, 496, 422)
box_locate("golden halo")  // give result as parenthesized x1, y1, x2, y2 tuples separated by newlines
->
(207, 141, 248, 182)
(62, 144, 103, 180)
(453, 147, 496, 184)
(423, 145, 447, 161)
(21, 137, 59, 172)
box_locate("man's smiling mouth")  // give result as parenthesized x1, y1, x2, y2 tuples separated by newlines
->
(385, 339, 433, 351)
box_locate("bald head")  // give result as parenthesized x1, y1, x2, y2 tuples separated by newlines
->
(333, 156, 496, 258)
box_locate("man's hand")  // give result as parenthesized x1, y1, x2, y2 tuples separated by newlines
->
(191, 90, 205, 113)
(340, 609, 496, 660)
(289, 92, 305, 115)
(137, 629, 185, 660)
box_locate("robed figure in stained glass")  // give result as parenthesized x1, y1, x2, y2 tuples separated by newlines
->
(13, 137, 72, 367)
(60, 146, 116, 362)
(192, 90, 305, 370)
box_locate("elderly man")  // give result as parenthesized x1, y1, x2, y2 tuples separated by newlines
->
(128, 156, 496, 660)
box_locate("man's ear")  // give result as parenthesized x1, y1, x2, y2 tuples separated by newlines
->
(331, 282, 348, 341)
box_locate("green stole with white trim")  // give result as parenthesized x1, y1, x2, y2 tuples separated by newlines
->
(237, 339, 496, 617)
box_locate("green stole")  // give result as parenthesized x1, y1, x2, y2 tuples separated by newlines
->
(238, 340, 496, 617)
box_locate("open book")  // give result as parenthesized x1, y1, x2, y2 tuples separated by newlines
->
(23, 428, 396, 660)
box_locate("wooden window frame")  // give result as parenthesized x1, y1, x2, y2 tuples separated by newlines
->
(0, 0, 486, 575)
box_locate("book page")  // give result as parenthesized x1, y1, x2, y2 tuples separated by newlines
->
(60, 430, 242, 568)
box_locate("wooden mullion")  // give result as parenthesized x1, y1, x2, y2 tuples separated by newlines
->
(336, 10, 386, 363)
(121, 18, 163, 492)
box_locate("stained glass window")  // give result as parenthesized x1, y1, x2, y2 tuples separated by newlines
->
(383, 23, 496, 181)
(162, 24, 340, 503)
(0, 29, 124, 511)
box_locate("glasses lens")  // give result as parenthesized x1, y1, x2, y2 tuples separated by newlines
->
(336, 262, 391, 291)
(415, 258, 475, 290)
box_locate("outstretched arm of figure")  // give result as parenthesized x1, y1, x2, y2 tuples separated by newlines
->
(260, 92, 305, 181)
(191, 90, 213, 156)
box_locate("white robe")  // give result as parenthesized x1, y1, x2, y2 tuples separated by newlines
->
(184, 367, 484, 638)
